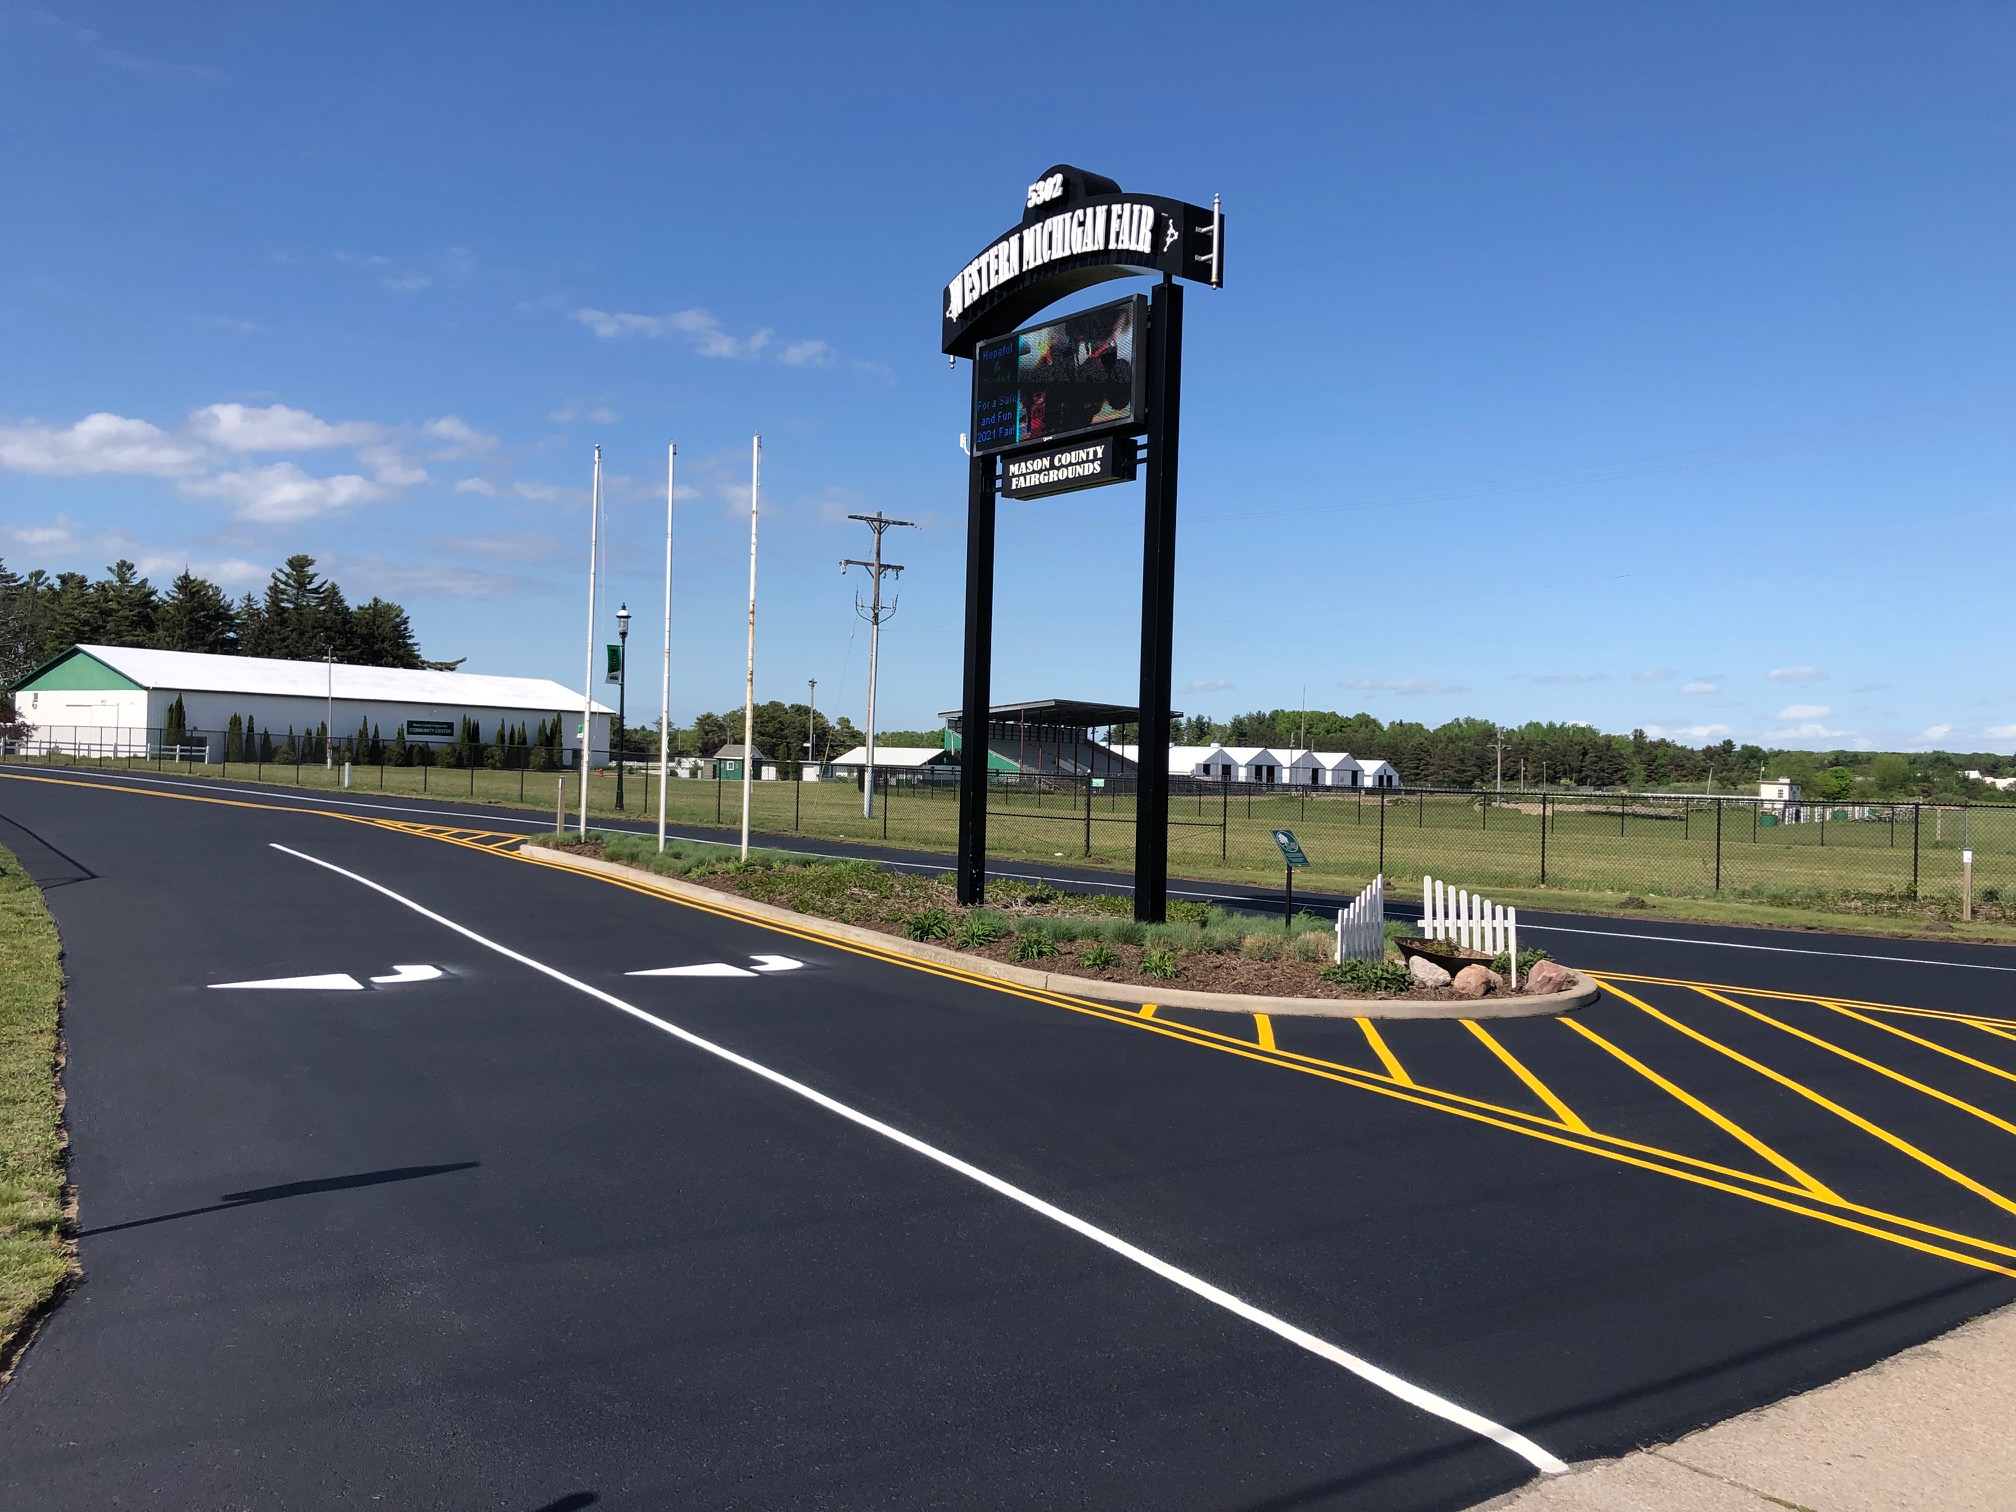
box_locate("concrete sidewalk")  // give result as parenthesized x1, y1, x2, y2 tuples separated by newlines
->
(1476, 1299, 2016, 1510)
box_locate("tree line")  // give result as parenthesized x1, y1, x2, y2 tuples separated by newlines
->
(0, 553, 444, 694)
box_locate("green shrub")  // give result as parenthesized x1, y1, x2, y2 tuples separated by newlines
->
(1139, 946, 1182, 980)
(1290, 932, 1329, 963)
(1489, 946, 1551, 977)
(905, 906, 953, 942)
(955, 912, 1010, 949)
(1240, 933, 1283, 962)
(1009, 933, 1056, 962)
(1320, 958, 1412, 993)
(1167, 900, 1213, 926)
(1080, 943, 1122, 971)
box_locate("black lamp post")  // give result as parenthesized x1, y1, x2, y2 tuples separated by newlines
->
(614, 602, 630, 810)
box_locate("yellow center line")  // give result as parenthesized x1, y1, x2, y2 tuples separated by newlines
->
(1560, 1016, 1841, 1201)
(1463, 1022, 1591, 1132)
(1695, 988, 2016, 1138)
(1359, 1020, 1412, 1084)
(1253, 1013, 1276, 1051)
(1608, 982, 2016, 1219)
(1593, 970, 2016, 1030)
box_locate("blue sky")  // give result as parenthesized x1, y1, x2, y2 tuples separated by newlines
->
(3, 2, 2012, 751)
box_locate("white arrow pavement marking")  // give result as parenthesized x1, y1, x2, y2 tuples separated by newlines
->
(208, 973, 365, 991)
(626, 963, 759, 978)
(370, 964, 445, 984)
(749, 955, 804, 972)
(264, 840, 1569, 1477)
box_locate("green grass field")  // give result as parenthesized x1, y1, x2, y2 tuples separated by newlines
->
(0, 838, 68, 1375)
(13, 750, 2013, 934)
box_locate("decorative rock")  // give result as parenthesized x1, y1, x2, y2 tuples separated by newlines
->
(1451, 964, 1500, 998)
(1523, 959, 1573, 995)
(1408, 955, 1452, 989)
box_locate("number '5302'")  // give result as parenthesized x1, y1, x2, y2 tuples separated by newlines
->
(1025, 174, 1064, 210)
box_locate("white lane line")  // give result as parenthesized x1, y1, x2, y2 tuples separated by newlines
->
(1513, 923, 2016, 973)
(370, 964, 445, 984)
(268, 839, 1567, 1475)
(627, 962, 758, 978)
(24, 767, 1994, 975)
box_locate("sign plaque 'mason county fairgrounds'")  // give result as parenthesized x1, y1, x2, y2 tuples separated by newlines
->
(1000, 437, 1137, 499)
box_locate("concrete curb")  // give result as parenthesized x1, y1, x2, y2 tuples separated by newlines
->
(517, 844, 1600, 1020)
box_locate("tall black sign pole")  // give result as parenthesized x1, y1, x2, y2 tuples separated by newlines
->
(956, 449, 996, 906)
(1133, 277, 1184, 922)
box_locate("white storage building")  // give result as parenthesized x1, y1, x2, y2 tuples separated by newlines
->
(9, 644, 613, 758)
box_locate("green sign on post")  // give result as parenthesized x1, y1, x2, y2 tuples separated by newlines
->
(1271, 828, 1309, 923)
(605, 644, 623, 683)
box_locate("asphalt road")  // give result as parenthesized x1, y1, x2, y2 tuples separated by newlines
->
(3, 765, 2014, 1510)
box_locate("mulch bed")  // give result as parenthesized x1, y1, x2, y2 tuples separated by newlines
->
(543, 840, 1552, 1002)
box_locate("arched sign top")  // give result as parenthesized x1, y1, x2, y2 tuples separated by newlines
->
(941, 166, 1223, 356)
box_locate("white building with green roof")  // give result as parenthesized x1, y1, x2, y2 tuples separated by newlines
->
(9, 644, 611, 758)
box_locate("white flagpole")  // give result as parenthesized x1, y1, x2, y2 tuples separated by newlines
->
(579, 444, 602, 837)
(739, 435, 761, 860)
(657, 443, 675, 851)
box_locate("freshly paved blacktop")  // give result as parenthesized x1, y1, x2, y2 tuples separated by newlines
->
(2, 765, 2014, 1509)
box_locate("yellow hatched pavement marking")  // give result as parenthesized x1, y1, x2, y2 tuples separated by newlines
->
(1594, 971, 2016, 1031)
(1695, 988, 2016, 1139)
(1359, 1020, 1412, 1084)
(1253, 1014, 1276, 1051)
(1462, 1022, 1590, 1133)
(1560, 1017, 1841, 1202)
(1815, 1000, 2016, 1087)
(1607, 982, 2016, 1219)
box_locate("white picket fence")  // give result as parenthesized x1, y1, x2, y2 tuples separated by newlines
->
(1421, 875, 1520, 987)
(1334, 874, 1386, 963)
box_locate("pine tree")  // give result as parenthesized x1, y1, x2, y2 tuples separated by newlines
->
(225, 713, 244, 762)
(349, 598, 423, 669)
(162, 694, 188, 748)
(155, 570, 239, 653)
(93, 561, 159, 646)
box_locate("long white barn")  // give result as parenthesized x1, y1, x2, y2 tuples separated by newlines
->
(10, 644, 613, 757)
(1111, 742, 1400, 788)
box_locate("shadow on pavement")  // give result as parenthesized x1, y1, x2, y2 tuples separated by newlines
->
(77, 1161, 480, 1237)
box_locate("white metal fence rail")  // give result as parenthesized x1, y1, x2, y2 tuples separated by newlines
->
(1421, 874, 1520, 987)
(1335, 874, 1385, 963)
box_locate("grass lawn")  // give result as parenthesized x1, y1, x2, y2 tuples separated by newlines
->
(17, 751, 2016, 941)
(0, 838, 68, 1375)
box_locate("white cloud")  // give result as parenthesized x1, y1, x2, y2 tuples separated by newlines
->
(3, 513, 83, 549)
(548, 399, 622, 425)
(1185, 679, 1233, 694)
(1682, 681, 1720, 695)
(344, 559, 528, 599)
(1633, 668, 1678, 683)
(572, 306, 775, 358)
(1920, 724, 1955, 742)
(1766, 721, 1848, 741)
(431, 531, 565, 563)
(1767, 666, 1828, 683)
(420, 416, 496, 455)
(779, 339, 835, 367)
(0, 413, 205, 476)
(454, 478, 500, 496)
(1986, 723, 2016, 740)
(180, 463, 384, 522)
(1777, 704, 1831, 720)
(1642, 723, 1731, 741)
(358, 444, 427, 487)
(189, 402, 378, 453)
(1339, 678, 1471, 696)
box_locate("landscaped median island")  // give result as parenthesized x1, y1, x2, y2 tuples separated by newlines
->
(0, 840, 70, 1378)
(524, 832, 1594, 1015)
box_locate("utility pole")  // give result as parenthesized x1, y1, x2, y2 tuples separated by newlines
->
(579, 444, 601, 837)
(806, 678, 818, 772)
(842, 511, 917, 820)
(740, 437, 760, 860)
(1495, 726, 1503, 796)
(324, 645, 335, 768)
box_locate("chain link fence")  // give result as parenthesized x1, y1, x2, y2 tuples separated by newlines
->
(3, 728, 2006, 918)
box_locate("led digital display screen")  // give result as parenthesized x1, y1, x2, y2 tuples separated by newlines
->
(971, 295, 1145, 457)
